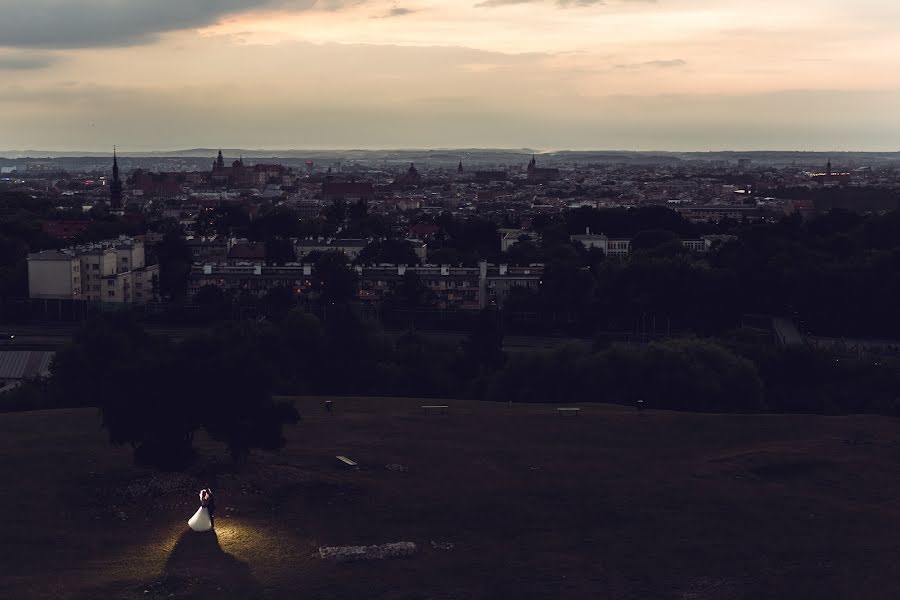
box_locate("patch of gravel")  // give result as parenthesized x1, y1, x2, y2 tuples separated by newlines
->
(121, 473, 201, 500)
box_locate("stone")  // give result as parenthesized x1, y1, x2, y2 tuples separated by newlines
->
(318, 542, 417, 562)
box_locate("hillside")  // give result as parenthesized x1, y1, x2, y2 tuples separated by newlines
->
(2, 398, 899, 599)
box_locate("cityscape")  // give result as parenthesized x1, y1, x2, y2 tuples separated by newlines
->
(2, 1, 900, 599)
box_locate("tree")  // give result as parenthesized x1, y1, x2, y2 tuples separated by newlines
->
(323, 200, 347, 228)
(388, 270, 431, 309)
(356, 239, 420, 266)
(314, 252, 358, 305)
(52, 316, 300, 469)
(265, 237, 296, 265)
(635, 339, 764, 412)
(458, 308, 507, 380)
(155, 233, 192, 301)
(261, 286, 298, 320)
(195, 285, 230, 320)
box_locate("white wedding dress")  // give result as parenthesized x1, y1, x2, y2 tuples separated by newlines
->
(188, 506, 212, 532)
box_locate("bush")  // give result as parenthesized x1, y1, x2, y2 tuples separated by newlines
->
(487, 338, 765, 413)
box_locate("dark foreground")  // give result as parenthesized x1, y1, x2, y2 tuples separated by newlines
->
(2, 398, 900, 599)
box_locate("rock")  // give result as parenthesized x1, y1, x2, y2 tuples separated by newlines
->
(318, 542, 417, 562)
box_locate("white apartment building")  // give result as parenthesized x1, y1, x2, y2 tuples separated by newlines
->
(27, 251, 82, 300)
(27, 237, 159, 304)
(569, 229, 632, 257)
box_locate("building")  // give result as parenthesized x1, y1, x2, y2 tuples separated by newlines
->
(26, 250, 82, 301)
(40, 220, 91, 240)
(394, 163, 422, 187)
(408, 223, 440, 240)
(359, 264, 481, 310)
(605, 239, 632, 257)
(251, 164, 289, 187)
(27, 237, 159, 304)
(322, 181, 375, 203)
(189, 264, 312, 298)
(526, 155, 560, 184)
(407, 239, 428, 263)
(210, 152, 267, 188)
(0, 351, 55, 393)
(810, 160, 852, 186)
(681, 239, 707, 252)
(569, 229, 632, 257)
(187, 236, 232, 264)
(483, 263, 542, 307)
(129, 170, 182, 198)
(676, 205, 767, 223)
(359, 262, 545, 310)
(475, 171, 508, 184)
(227, 241, 267, 266)
(500, 230, 540, 252)
(295, 199, 323, 219)
(190, 261, 546, 310)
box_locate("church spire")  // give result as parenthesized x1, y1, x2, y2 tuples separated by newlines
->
(110, 146, 123, 210)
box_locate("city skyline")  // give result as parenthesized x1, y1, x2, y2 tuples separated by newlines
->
(1, 0, 899, 151)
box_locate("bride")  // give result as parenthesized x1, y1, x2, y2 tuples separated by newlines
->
(188, 489, 214, 532)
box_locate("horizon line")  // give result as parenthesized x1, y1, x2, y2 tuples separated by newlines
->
(2, 147, 900, 157)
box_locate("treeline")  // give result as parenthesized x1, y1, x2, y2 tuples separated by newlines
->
(6, 310, 900, 435)
(485, 207, 900, 339)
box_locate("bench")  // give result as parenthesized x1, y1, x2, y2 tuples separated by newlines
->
(421, 405, 449, 415)
(336, 455, 358, 468)
(557, 407, 580, 417)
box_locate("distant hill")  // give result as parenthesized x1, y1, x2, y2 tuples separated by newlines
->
(2, 148, 899, 167)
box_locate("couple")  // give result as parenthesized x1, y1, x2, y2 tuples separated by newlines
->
(188, 488, 216, 533)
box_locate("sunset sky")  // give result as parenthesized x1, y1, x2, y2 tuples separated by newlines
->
(1, 0, 899, 151)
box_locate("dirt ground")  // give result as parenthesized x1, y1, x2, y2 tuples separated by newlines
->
(2, 397, 900, 599)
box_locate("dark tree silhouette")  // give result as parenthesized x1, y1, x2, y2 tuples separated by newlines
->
(51, 316, 299, 469)
(313, 252, 358, 305)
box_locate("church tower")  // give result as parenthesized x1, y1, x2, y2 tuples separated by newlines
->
(110, 147, 123, 210)
(216, 149, 225, 169)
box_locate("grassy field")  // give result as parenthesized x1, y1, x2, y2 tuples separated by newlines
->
(2, 398, 900, 599)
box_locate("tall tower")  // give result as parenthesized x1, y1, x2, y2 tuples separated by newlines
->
(457, 160, 464, 174)
(216, 149, 225, 169)
(110, 147, 123, 210)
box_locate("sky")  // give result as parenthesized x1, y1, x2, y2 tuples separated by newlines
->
(0, 0, 899, 152)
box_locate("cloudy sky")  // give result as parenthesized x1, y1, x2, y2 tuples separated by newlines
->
(1, 0, 898, 151)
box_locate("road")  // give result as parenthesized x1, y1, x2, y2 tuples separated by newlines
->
(0, 324, 584, 352)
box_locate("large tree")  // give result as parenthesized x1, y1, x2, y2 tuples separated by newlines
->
(313, 252, 359, 305)
(51, 316, 299, 469)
